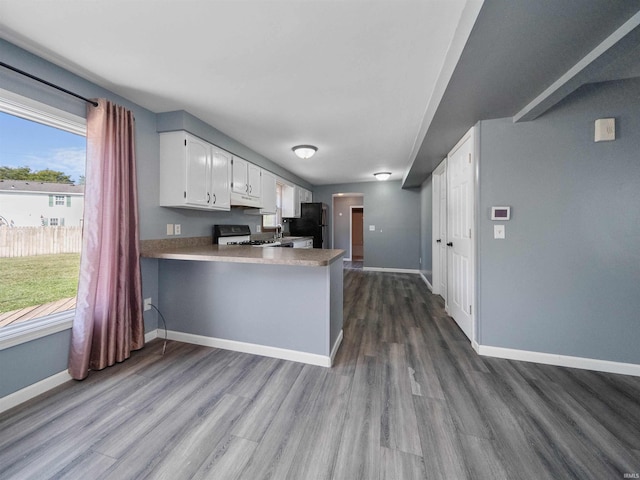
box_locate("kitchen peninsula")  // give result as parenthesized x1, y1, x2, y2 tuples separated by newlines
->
(142, 240, 345, 367)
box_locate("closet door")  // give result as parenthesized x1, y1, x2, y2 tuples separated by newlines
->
(447, 128, 475, 341)
(438, 167, 448, 298)
(432, 159, 447, 300)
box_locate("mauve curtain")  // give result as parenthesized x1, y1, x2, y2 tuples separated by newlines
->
(68, 98, 144, 380)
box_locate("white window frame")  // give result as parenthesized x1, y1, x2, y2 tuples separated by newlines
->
(49, 218, 59, 226)
(0, 88, 86, 351)
(54, 195, 65, 206)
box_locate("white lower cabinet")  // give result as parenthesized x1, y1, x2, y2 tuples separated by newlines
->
(292, 238, 313, 248)
(159, 131, 230, 211)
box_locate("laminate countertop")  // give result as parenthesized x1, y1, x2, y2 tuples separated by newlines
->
(141, 244, 344, 267)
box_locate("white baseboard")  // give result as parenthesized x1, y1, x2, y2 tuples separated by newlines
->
(472, 340, 480, 354)
(419, 272, 433, 291)
(478, 344, 640, 377)
(166, 330, 334, 367)
(0, 370, 72, 414)
(144, 329, 158, 343)
(1, 329, 167, 415)
(363, 267, 420, 274)
(330, 330, 344, 366)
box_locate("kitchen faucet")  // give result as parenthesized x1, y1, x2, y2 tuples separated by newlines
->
(274, 224, 283, 240)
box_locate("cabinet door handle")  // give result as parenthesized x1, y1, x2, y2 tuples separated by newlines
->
(249, 185, 252, 194)
(446, 242, 453, 247)
(213, 194, 216, 204)
(245, 184, 249, 193)
(207, 193, 210, 203)
(436, 239, 441, 243)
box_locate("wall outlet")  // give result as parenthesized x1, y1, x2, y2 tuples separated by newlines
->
(256, 225, 261, 232)
(494, 224, 506, 239)
(166, 223, 174, 236)
(144, 298, 152, 311)
(174, 224, 181, 235)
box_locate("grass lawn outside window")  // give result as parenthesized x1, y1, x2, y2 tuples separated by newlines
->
(0, 253, 80, 314)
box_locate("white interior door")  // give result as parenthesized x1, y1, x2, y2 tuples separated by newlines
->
(431, 159, 447, 298)
(447, 129, 474, 341)
(438, 164, 448, 300)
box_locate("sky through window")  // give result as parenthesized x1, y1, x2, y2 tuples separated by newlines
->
(0, 111, 86, 183)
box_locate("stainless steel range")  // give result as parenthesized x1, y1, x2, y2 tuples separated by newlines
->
(213, 224, 280, 247)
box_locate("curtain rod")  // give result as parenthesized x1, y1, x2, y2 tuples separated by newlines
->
(0, 61, 99, 107)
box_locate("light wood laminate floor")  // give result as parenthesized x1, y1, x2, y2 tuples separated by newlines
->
(1, 270, 640, 479)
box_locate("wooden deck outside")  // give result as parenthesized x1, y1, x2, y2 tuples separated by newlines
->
(0, 297, 76, 328)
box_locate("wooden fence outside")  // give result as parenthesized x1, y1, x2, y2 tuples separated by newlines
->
(0, 226, 83, 257)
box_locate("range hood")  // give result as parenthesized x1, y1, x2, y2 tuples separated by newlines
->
(230, 192, 262, 208)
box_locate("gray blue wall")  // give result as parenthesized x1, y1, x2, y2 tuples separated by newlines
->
(313, 181, 421, 270)
(420, 176, 433, 283)
(477, 78, 640, 364)
(0, 38, 311, 398)
(0, 331, 70, 398)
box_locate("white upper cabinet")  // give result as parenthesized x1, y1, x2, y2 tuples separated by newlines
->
(282, 185, 312, 217)
(210, 146, 231, 210)
(232, 156, 249, 195)
(185, 135, 209, 207)
(159, 131, 231, 211)
(259, 170, 277, 215)
(300, 188, 313, 203)
(248, 163, 262, 199)
(231, 156, 262, 207)
(282, 183, 300, 218)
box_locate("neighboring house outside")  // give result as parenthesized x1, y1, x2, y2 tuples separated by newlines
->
(0, 180, 84, 227)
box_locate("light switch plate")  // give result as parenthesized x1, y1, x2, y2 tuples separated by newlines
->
(369, 225, 375, 231)
(166, 223, 174, 236)
(494, 224, 505, 239)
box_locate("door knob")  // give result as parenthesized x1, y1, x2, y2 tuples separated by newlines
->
(436, 239, 442, 243)
(446, 242, 453, 247)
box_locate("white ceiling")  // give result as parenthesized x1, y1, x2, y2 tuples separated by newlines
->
(0, 0, 478, 185)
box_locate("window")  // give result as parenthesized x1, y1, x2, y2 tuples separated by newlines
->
(262, 182, 283, 230)
(0, 88, 86, 345)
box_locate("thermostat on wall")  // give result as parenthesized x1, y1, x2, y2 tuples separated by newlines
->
(491, 206, 511, 220)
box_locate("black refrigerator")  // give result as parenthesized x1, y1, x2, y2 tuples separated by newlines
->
(288, 202, 327, 248)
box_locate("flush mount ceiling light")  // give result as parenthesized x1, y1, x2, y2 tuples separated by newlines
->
(373, 172, 391, 181)
(292, 145, 318, 159)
